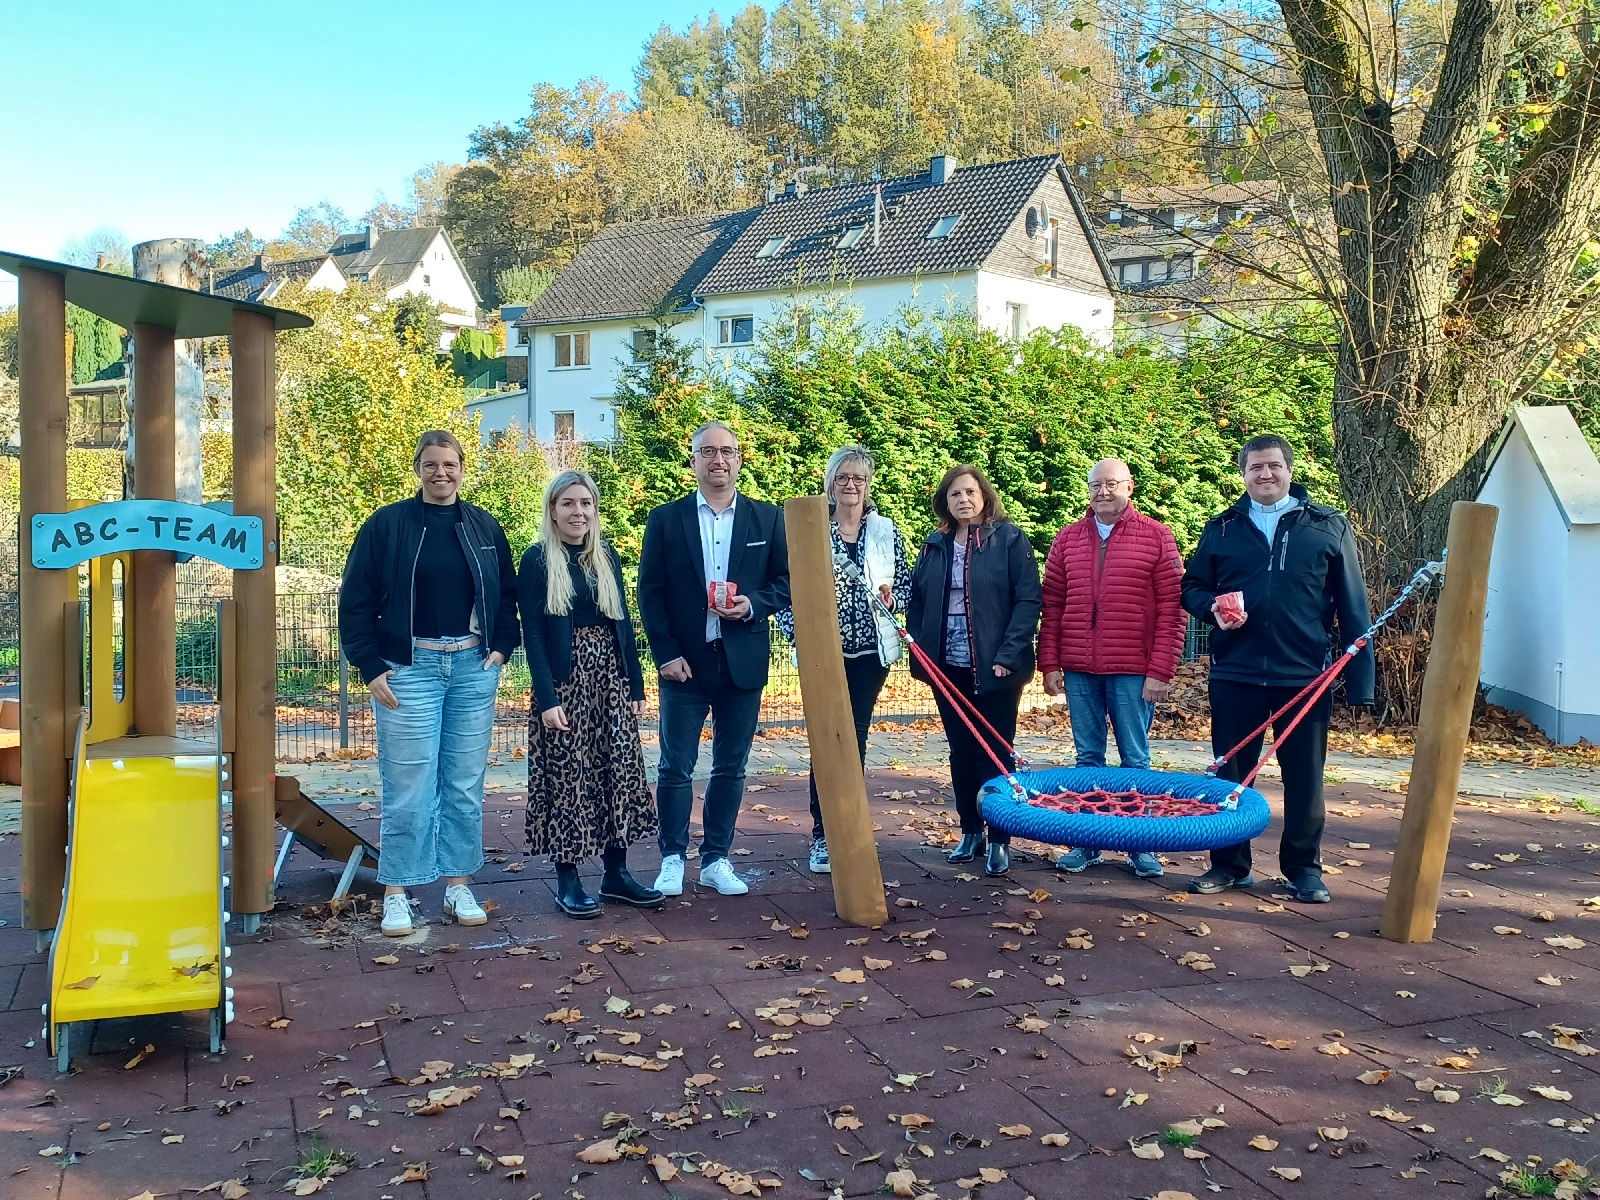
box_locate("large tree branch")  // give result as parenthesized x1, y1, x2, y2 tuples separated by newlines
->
(1462, 45, 1600, 343)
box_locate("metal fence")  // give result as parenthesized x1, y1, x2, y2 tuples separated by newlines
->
(0, 519, 1208, 761)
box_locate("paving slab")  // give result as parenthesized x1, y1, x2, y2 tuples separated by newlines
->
(12, 766, 1600, 1198)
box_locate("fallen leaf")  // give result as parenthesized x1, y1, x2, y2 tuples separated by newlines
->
(649, 1154, 679, 1181)
(292, 1180, 326, 1197)
(1539, 975, 1565, 987)
(1318, 1126, 1348, 1141)
(1041, 1132, 1071, 1146)
(1317, 1041, 1350, 1056)
(1491, 1094, 1526, 1106)
(884, 1167, 919, 1196)
(1476, 1148, 1512, 1163)
(65, 976, 98, 990)
(1530, 1085, 1575, 1101)
(576, 1139, 621, 1164)
(998, 1123, 1032, 1137)
(1248, 1135, 1279, 1151)
(389, 1161, 429, 1184)
(950, 977, 976, 989)
(1131, 1141, 1164, 1159)
(899, 1112, 934, 1128)
(1356, 1069, 1390, 1085)
(1493, 926, 1523, 935)
(371, 953, 399, 965)
(1268, 1166, 1303, 1181)
(1546, 935, 1587, 950)
(863, 957, 893, 970)
(124, 1044, 157, 1069)
(1369, 1106, 1412, 1122)
(833, 968, 866, 984)
(1435, 1055, 1476, 1069)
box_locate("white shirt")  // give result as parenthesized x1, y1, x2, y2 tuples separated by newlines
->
(1095, 519, 1116, 540)
(1249, 494, 1299, 544)
(698, 489, 738, 641)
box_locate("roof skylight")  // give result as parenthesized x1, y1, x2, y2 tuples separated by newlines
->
(836, 226, 866, 249)
(756, 236, 789, 258)
(926, 215, 962, 240)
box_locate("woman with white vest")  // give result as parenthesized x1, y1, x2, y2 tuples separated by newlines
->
(777, 445, 912, 875)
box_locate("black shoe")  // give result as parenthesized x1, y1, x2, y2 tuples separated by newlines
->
(599, 847, 664, 909)
(984, 842, 1011, 877)
(554, 864, 602, 920)
(1187, 868, 1254, 894)
(1288, 877, 1331, 904)
(947, 833, 987, 863)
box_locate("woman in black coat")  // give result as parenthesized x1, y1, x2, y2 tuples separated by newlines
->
(518, 470, 660, 918)
(906, 465, 1042, 877)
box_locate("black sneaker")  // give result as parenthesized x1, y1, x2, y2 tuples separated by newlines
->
(1287, 877, 1331, 903)
(1187, 868, 1254, 894)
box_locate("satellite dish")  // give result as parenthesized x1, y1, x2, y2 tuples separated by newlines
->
(1037, 199, 1053, 230)
(1025, 208, 1040, 238)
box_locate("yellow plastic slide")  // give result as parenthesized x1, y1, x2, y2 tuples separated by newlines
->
(47, 743, 229, 1070)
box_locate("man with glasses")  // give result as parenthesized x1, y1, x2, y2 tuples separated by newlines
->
(1040, 458, 1187, 878)
(638, 421, 791, 896)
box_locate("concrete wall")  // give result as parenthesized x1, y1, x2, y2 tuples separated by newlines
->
(1478, 425, 1600, 742)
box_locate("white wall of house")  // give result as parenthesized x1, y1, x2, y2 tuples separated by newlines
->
(465, 388, 532, 443)
(502, 306, 530, 358)
(296, 258, 351, 296)
(527, 317, 632, 442)
(1478, 425, 1600, 742)
(974, 269, 1113, 346)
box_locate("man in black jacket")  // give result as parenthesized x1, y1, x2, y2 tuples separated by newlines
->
(637, 421, 791, 897)
(1180, 435, 1373, 903)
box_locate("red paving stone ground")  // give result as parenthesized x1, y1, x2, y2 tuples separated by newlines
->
(6, 769, 1600, 1199)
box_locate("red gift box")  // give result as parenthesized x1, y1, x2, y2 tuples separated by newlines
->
(1215, 590, 1246, 623)
(708, 580, 739, 610)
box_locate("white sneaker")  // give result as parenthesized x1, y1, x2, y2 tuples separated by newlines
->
(381, 893, 414, 937)
(654, 855, 686, 897)
(698, 858, 749, 895)
(808, 837, 831, 874)
(443, 884, 487, 926)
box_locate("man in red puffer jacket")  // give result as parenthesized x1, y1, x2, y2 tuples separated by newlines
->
(1039, 458, 1187, 878)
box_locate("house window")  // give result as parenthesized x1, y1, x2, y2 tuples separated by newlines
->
(553, 412, 575, 440)
(836, 226, 866, 249)
(926, 215, 962, 239)
(423, 273, 431, 285)
(717, 315, 754, 346)
(1006, 303, 1025, 340)
(1116, 256, 1195, 287)
(756, 236, 789, 258)
(1169, 255, 1195, 281)
(553, 331, 591, 368)
(631, 328, 657, 361)
(515, 327, 529, 346)
(793, 309, 813, 343)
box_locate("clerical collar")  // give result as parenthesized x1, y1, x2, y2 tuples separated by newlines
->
(1250, 494, 1298, 515)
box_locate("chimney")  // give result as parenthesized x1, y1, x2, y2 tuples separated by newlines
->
(364, 224, 376, 250)
(254, 253, 268, 271)
(931, 155, 957, 185)
(784, 182, 797, 199)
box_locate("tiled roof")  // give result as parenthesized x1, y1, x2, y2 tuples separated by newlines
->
(519, 211, 758, 327)
(1106, 181, 1280, 211)
(331, 226, 440, 290)
(695, 155, 1063, 296)
(207, 255, 331, 302)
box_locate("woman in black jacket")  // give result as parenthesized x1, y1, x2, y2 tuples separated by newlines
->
(906, 465, 1042, 877)
(338, 430, 520, 938)
(518, 470, 660, 918)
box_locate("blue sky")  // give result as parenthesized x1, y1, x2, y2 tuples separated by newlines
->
(0, 0, 723, 304)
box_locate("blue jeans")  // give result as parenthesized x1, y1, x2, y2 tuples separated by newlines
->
(372, 644, 501, 887)
(656, 649, 763, 865)
(1064, 672, 1153, 771)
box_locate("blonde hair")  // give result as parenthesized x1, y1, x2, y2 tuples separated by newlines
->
(823, 444, 875, 506)
(540, 470, 624, 620)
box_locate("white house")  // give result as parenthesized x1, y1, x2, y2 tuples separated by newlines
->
(510, 154, 1116, 443)
(1477, 404, 1600, 743)
(209, 226, 481, 350)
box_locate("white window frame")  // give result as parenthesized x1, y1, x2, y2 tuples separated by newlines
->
(631, 328, 657, 362)
(552, 331, 591, 369)
(926, 215, 962, 240)
(1006, 302, 1026, 340)
(836, 226, 866, 249)
(552, 411, 576, 440)
(717, 315, 755, 346)
(756, 236, 789, 258)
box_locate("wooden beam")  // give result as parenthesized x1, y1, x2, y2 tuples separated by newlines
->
(18, 267, 72, 930)
(131, 322, 177, 737)
(230, 310, 277, 917)
(1380, 501, 1499, 943)
(784, 495, 889, 927)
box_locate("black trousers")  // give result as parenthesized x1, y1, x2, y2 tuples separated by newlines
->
(808, 653, 892, 840)
(1208, 678, 1332, 882)
(656, 646, 763, 865)
(932, 663, 1023, 842)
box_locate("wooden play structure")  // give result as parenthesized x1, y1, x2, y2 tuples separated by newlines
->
(2, 250, 308, 1067)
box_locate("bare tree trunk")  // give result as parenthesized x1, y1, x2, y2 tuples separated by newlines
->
(130, 239, 206, 504)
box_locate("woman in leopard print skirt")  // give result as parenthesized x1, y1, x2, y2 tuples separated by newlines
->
(517, 470, 661, 919)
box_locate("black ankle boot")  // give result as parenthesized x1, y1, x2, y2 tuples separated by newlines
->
(984, 840, 1011, 877)
(947, 832, 987, 863)
(599, 846, 663, 908)
(554, 864, 601, 919)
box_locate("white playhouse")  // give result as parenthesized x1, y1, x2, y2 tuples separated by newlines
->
(1477, 404, 1600, 743)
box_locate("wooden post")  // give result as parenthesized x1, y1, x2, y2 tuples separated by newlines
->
(230, 310, 277, 917)
(18, 267, 73, 930)
(1380, 501, 1499, 943)
(131, 323, 177, 737)
(784, 495, 889, 927)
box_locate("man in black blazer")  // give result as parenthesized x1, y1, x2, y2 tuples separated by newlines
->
(637, 421, 791, 897)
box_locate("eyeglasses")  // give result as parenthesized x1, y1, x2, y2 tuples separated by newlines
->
(695, 446, 741, 461)
(834, 474, 869, 488)
(1088, 479, 1130, 493)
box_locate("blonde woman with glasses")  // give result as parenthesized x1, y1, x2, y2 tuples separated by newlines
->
(517, 470, 660, 918)
(777, 445, 911, 874)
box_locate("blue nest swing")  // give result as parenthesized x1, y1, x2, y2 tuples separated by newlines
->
(980, 767, 1271, 852)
